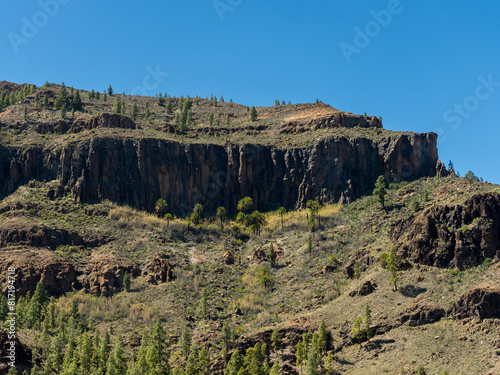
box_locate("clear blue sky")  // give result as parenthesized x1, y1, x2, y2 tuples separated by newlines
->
(2, 0, 499, 183)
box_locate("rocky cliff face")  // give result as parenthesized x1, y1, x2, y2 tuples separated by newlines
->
(0, 132, 441, 215)
(390, 193, 500, 269)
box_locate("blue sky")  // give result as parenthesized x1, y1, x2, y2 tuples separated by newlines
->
(1, 0, 500, 183)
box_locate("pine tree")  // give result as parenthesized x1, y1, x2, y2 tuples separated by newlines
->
(276, 207, 286, 230)
(103, 92, 107, 102)
(70, 299, 80, 321)
(113, 96, 123, 114)
(268, 243, 276, 268)
(373, 175, 387, 209)
(55, 83, 68, 110)
(226, 349, 243, 375)
(24, 106, 28, 121)
(27, 282, 48, 328)
(78, 332, 94, 374)
(318, 319, 328, 356)
(105, 354, 117, 375)
(351, 316, 363, 344)
(166, 101, 173, 115)
(296, 334, 308, 371)
(364, 305, 372, 339)
(46, 333, 65, 373)
(130, 103, 138, 121)
(185, 350, 198, 375)
(249, 106, 257, 122)
(221, 322, 232, 362)
(60, 105, 66, 119)
(198, 348, 210, 375)
(157, 94, 164, 106)
(34, 92, 40, 108)
(180, 325, 192, 359)
(123, 272, 131, 292)
(108, 85, 113, 96)
(43, 95, 48, 107)
(73, 91, 82, 110)
(198, 288, 208, 319)
(305, 348, 319, 375)
(113, 335, 127, 375)
(99, 330, 111, 370)
(269, 361, 281, 375)
(383, 246, 400, 291)
(271, 329, 280, 351)
(208, 112, 215, 126)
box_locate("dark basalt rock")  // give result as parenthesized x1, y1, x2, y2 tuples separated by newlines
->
(0, 132, 440, 216)
(451, 284, 500, 320)
(390, 193, 500, 270)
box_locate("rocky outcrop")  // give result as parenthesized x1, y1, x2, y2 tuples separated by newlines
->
(144, 254, 176, 284)
(84, 258, 140, 297)
(280, 112, 382, 133)
(33, 113, 136, 134)
(0, 132, 440, 216)
(250, 243, 284, 263)
(0, 224, 110, 248)
(349, 280, 377, 297)
(0, 255, 79, 296)
(399, 303, 445, 326)
(390, 193, 500, 269)
(451, 284, 500, 320)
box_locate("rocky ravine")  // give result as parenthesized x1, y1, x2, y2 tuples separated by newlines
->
(0, 132, 443, 215)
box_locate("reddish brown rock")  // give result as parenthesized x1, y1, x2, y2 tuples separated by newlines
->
(85, 257, 140, 297)
(0, 251, 78, 296)
(144, 254, 176, 284)
(250, 243, 284, 264)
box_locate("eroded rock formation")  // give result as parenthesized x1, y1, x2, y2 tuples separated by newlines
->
(390, 193, 500, 269)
